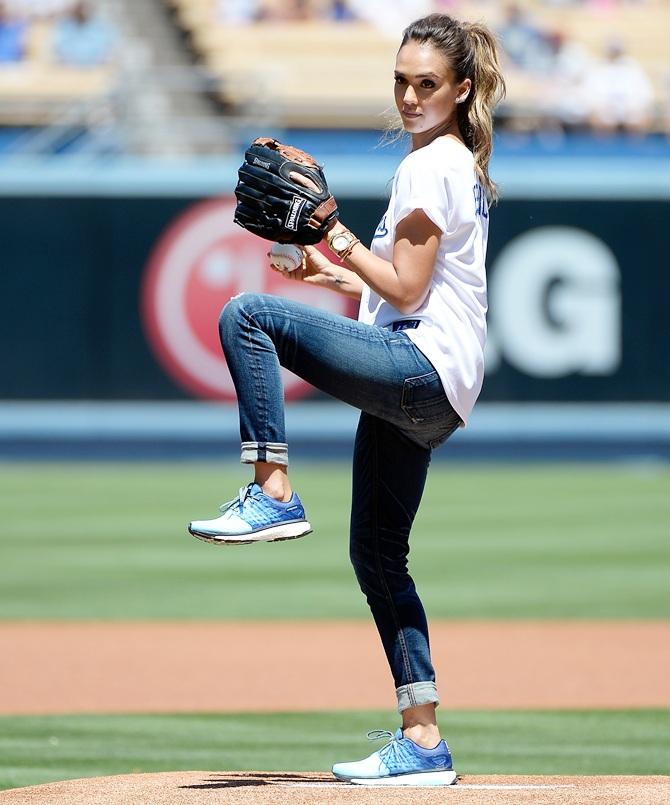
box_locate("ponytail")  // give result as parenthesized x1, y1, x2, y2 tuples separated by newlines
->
(460, 22, 506, 202)
(401, 14, 506, 202)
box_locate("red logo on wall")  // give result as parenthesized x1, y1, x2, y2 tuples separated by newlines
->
(141, 198, 351, 400)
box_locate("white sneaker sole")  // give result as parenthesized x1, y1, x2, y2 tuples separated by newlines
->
(348, 770, 457, 787)
(189, 520, 312, 546)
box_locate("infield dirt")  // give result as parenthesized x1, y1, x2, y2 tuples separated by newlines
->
(2, 772, 670, 805)
(1, 620, 669, 713)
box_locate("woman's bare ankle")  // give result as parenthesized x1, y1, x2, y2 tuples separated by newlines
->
(254, 462, 292, 502)
(401, 702, 441, 748)
(402, 723, 441, 749)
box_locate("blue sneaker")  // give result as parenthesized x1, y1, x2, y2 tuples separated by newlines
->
(332, 729, 456, 786)
(188, 483, 312, 545)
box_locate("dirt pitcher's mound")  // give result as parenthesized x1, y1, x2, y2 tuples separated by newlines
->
(1, 772, 669, 805)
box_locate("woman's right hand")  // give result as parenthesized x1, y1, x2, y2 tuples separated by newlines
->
(270, 245, 363, 298)
(270, 246, 338, 287)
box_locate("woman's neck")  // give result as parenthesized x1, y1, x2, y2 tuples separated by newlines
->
(410, 118, 465, 152)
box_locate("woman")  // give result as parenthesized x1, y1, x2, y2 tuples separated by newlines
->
(189, 13, 505, 785)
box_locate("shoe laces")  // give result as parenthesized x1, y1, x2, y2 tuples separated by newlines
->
(366, 730, 404, 765)
(219, 483, 257, 515)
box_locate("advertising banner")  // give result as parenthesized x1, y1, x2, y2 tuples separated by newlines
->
(0, 193, 667, 402)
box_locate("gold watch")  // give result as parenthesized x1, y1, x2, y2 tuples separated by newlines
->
(327, 228, 360, 260)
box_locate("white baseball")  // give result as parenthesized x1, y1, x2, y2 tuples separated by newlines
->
(269, 242, 304, 273)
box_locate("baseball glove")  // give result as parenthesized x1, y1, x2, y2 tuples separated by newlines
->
(233, 137, 338, 245)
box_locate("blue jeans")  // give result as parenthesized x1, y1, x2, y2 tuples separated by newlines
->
(219, 293, 462, 712)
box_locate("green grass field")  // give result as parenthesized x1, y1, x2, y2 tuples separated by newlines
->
(1, 461, 668, 791)
(1, 462, 668, 620)
(1, 710, 668, 791)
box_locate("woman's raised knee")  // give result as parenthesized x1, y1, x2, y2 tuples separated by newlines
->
(219, 292, 266, 334)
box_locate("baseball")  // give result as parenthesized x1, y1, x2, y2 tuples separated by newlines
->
(269, 242, 304, 273)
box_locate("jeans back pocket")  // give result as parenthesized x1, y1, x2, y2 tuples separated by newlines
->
(401, 371, 451, 424)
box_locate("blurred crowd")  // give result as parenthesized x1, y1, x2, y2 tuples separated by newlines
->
(216, 0, 359, 23)
(0, 0, 116, 66)
(214, 0, 664, 135)
(215, 0, 657, 23)
(494, 3, 657, 134)
(0, 0, 666, 138)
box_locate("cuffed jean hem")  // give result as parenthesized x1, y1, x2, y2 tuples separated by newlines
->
(240, 442, 289, 466)
(396, 681, 440, 713)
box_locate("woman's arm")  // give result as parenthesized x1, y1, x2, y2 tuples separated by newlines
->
(329, 211, 441, 315)
(282, 171, 441, 310)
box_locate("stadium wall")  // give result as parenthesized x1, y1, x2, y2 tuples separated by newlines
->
(1, 157, 668, 405)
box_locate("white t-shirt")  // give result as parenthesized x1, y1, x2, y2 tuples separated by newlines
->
(359, 136, 489, 425)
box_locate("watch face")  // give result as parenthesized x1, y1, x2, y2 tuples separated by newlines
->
(332, 234, 349, 251)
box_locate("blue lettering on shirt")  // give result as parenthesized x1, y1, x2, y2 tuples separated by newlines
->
(473, 184, 488, 219)
(373, 214, 388, 239)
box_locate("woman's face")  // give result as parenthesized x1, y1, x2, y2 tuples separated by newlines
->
(394, 40, 470, 144)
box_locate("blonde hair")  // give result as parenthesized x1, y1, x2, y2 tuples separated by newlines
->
(399, 14, 506, 202)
